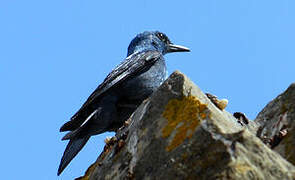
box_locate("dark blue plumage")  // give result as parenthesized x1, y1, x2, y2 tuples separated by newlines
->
(58, 31, 190, 175)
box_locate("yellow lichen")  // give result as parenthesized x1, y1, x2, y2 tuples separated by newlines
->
(162, 96, 210, 151)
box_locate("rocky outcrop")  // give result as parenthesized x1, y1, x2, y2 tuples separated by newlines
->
(255, 83, 295, 166)
(77, 71, 295, 180)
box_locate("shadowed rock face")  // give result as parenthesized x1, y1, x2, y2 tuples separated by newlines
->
(255, 83, 295, 166)
(76, 71, 295, 180)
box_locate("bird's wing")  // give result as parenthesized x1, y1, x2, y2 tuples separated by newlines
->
(60, 50, 163, 132)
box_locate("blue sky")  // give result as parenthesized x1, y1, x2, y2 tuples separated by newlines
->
(1, 1, 294, 179)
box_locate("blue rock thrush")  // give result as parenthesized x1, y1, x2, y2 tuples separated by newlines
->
(58, 31, 190, 175)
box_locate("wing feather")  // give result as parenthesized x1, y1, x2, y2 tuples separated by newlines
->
(60, 50, 162, 132)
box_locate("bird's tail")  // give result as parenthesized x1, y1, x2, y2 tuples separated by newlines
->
(57, 136, 90, 176)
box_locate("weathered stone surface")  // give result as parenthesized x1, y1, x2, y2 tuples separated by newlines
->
(78, 72, 295, 180)
(255, 83, 295, 165)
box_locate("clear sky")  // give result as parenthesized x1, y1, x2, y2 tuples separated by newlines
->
(1, 1, 294, 179)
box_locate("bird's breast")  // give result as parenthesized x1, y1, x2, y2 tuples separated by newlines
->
(117, 59, 167, 100)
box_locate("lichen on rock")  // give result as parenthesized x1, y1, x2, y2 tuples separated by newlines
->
(162, 96, 210, 151)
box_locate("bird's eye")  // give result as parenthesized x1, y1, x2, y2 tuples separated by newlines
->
(157, 33, 164, 40)
(156, 32, 171, 44)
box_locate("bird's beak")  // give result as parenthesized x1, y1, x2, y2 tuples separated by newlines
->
(167, 44, 190, 53)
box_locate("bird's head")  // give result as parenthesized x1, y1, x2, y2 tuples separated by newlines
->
(127, 31, 190, 56)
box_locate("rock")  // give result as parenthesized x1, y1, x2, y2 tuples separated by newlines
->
(255, 83, 295, 165)
(205, 93, 228, 111)
(77, 71, 295, 180)
(232, 112, 260, 135)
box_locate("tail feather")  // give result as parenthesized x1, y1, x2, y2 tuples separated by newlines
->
(61, 129, 79, 141)
(61, 109, 101, 141)
(57, 136, 90, 176)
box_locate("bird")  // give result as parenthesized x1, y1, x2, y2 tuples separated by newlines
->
(57, 31, 190, 175)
